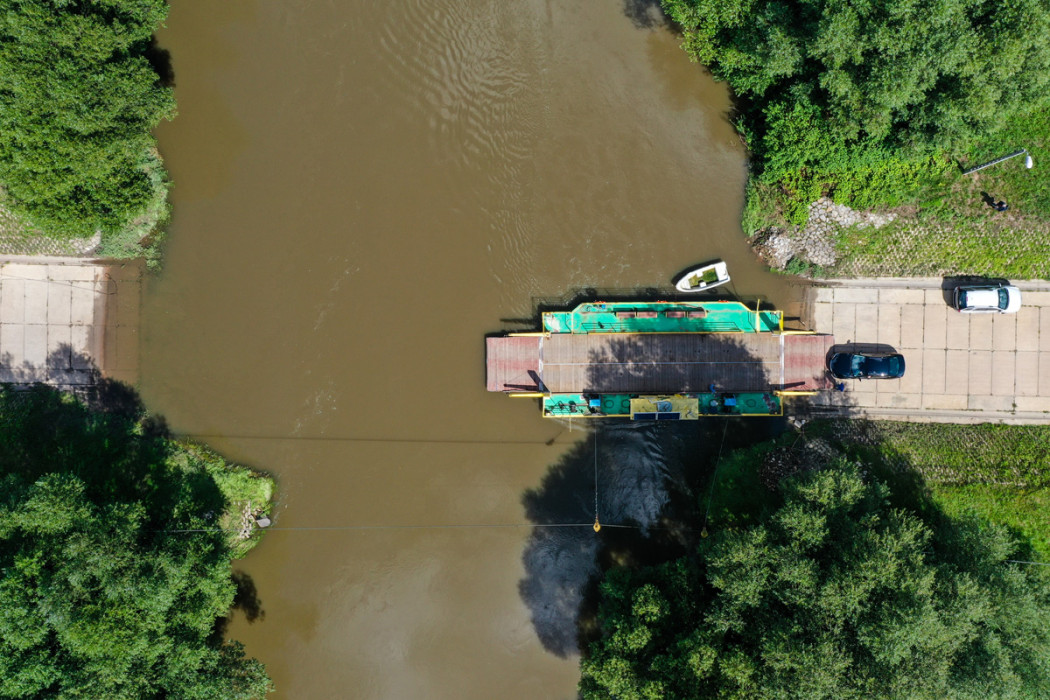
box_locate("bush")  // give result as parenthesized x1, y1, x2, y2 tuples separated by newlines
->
(0, 0, 176, 241)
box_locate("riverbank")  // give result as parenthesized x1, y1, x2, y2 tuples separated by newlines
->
(749, 190, 1050, 280)
(742, 107, 1049, 279)
(0, 150, 169, 266)
(174, 440, 275, 558)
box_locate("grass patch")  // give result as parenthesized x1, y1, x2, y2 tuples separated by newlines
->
(745, 106, 1050, 278)
(93, 149, 170, 268)
(168, 441, 275, 558)
(930, 484, 1050, 560)
(804, 420, 1050, 558)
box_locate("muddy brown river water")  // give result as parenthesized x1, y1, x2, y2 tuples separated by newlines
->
(144, 1, 796, 697)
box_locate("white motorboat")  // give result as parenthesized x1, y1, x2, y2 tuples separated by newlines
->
(675, 261, 730, 293)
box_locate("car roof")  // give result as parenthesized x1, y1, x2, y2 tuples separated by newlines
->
(962, 288, 1002, 308)
(958, 285, 1021, 311)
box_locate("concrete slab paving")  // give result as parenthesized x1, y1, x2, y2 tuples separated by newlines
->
(923, 305, 947, 347)
(23, 324, 47, 366)
(877, 305, 901, 348)
(1041, 307, 1050, 352)
(834, 288, 870, 304)
(899, 306, 925, 349)
(899, 351, 923, 394)
(0, 260, 141, 387)
(23, 281, 48, 324)
(991, 352, 1016, 396)
(0, 324, 23, 363)
(1016, 397, 1050, 413)
(879, 288, 925, 305)
(923, 394, 969, 410)
(1017, 308, 1041, 351)
(46, 325, 71, 368)
(812, 288, 834, 303)
(992, 314, 1017, 352)
(70, 286, 95, 325)
(969, 314, 994, 351)
(1, 279, 24, 323)
(1040, 353, 1050, 396)
(812, 302, 833, 332)
(47, 283, 71, 325)
(1015, 352, 1039, 397)
(855, 305, 879, 341)
(968, 350, 992, 396)
(832, 303, 857, 342)
(969, 395, 1016, 412)
(803, 279, 1050, 423)
(921, 349, 946, 394)
(924, 289, 943, 306)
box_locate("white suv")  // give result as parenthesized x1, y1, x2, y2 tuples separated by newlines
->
(952, 284, 1021, 313)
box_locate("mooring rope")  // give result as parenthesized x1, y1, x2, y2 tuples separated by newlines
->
(163, 522, 640, 534)
(700, 420, 731, 538)
(593, 429, 601, 532)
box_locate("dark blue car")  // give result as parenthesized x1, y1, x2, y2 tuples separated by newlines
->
(829, 352, 906, 380)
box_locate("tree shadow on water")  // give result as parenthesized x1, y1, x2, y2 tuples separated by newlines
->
(621, 0, 675, 30)
(212, 570, 265, 639)
(519, 421, 718, 657)
(145, 35, 175, 88)
(520, 329, 794, 656)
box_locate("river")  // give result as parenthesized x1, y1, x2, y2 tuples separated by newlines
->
(144, 1, 795, 697)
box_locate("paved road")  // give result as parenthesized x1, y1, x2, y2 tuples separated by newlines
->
(804, 278, 1050, 424)
(0, 257, 141, 386)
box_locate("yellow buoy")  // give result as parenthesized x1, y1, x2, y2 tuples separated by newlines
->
(593, 517, 601, 532)
(701, 527, 708, 538)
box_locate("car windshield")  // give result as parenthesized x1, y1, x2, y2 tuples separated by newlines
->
(998, 288, 1009, 309)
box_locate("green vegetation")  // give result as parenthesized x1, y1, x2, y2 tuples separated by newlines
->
(581, 463, 1050, 699)
(807, 421, 1050, 559)
(661, 0, 1050, 276)
(0, 0, 175, 259)
(0, 386, 273, 698)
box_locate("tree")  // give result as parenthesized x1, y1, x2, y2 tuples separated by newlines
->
(0, 386, 272, 698)
(580, 464, 1050, 699)
(660, 0, 1050, 179)
(0, 0, 175, 237)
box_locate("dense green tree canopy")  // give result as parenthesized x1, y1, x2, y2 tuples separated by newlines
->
(661, 0, 1050, 179)
(580, 465, 1050, 699)
(0, 0, 175, 236)
(0, 387, 271, 699)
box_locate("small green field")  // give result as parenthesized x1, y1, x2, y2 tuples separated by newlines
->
(806, 421, 1050, 559)
(703, 421, 1050, 560)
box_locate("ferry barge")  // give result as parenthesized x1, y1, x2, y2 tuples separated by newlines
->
(486, 300, 834, 419)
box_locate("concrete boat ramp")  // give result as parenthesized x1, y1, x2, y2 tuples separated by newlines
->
(0, 257, 141, 387)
